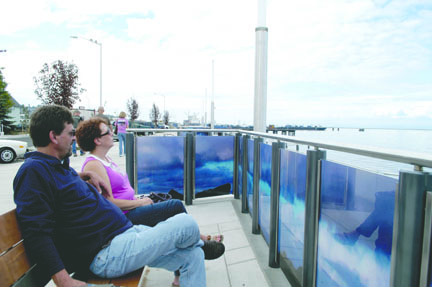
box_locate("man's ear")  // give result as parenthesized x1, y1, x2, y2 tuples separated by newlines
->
(49, 131, 59, 145)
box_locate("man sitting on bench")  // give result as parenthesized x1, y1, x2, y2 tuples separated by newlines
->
(13, 105, 223, 287)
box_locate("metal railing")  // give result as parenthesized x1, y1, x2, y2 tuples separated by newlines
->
(126, 128, 432, 287)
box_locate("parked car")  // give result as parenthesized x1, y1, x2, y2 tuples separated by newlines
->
(0, 139, 28, 163)
(129, 121, 153, 136)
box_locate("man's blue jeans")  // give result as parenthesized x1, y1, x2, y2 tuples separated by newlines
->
(90, 213, 206, 287)
(118, 133, 126, 156)
(126, 199, 186, 227)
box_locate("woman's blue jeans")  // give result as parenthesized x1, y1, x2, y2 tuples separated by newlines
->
(90, 213, 206, 287)
(125, 199, 186, 227)
(118, 133, 126, 156)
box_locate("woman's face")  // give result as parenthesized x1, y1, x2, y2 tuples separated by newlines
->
(98, 123, 114, 149)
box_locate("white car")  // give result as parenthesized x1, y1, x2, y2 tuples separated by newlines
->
(0, 140, 28, 163)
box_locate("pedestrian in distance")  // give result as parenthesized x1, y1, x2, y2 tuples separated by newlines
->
(72, 110, 84, 157)
(95, 106, 112, 131)
(114, 111, 128, 157)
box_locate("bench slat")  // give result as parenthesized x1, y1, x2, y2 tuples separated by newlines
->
(1, 209, 144, 287)
(87, 267, 144, 286)
(111, 267, 144, 286)
(0, 209, 22, 253)
(0, 242, 32, 286)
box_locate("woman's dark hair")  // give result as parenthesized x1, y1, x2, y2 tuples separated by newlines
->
(30, 105, 74, 147)
(76, 118, 106, 152)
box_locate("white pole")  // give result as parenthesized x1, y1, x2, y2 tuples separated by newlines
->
(211, 60, 215, 129)
(99, 43, 102, 107)
(253, 0, 268, 133)
(205, 88, 208, 126)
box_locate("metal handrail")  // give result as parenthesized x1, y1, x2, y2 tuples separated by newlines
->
(127, 128, 432, 169)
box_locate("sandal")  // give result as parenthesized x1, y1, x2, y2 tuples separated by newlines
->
(206, 234, 224, 242)
(201, 240, 225, 260)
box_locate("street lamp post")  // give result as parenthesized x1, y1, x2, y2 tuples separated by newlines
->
(70, 36, 103, 107)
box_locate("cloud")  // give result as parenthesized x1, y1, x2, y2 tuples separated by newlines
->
(1, 0, 431, 128)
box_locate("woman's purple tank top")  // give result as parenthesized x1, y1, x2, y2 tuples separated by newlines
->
(82, 155, 135, 213)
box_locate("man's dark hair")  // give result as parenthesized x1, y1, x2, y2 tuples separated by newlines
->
(30, 105, 74, 147)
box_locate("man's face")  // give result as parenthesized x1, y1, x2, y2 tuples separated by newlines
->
(56, 123, 75, 159)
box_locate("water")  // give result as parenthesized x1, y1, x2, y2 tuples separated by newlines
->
(269, 128, 432, 177)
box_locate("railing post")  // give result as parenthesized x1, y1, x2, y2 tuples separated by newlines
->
(125, 132, 135, 190)
(252, 137, 264, 234)
(233, 133, 241, 199)
(184, 133, 195, 205)
(390, 171, 432, 287)
(242, 135, 250, 213)
(303, 149, 326, 287)
(420, 191, 432, 286)
(269, 141, 286, 268)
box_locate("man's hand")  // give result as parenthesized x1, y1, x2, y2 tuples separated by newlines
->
(52, 270, 87, 287)
(79, 171, 110, 198)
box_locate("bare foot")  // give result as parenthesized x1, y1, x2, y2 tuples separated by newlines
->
(172, 275, 180, 286)
(200, 234, 224, 242)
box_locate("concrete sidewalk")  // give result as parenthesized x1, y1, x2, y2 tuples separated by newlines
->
(140, 197, 290, 287)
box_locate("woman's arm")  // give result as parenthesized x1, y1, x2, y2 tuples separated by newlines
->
(83, 160, 152, 210)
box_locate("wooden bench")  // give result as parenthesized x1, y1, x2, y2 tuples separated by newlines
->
(0, 209, 145, 287)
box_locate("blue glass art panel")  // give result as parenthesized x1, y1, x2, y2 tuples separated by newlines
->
(136, 136, 184, 195)
(195, 136, 234, 198)
(279, 150, 307, 281)
(317, 160, 397, 287)
(259, 142, 272, 244)
(247, 139, 254, 216)
(239, 136, 243, 200)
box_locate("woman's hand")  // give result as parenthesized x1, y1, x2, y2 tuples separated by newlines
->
(137, 197, 154, 206)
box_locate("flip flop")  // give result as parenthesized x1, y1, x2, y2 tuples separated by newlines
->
(201, 240, 225, 260)
(206, 234, 224, 242)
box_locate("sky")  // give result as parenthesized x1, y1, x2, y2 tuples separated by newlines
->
(1, 0, 431, 129)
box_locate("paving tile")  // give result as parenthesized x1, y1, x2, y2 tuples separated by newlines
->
(228, 260, 269, 287)
(219, 220, 242, 232)
(225, 246, 256, 265)
(223, 228, 249, 251)
(140, 267, 174, 287)
(187, 201, 237, 226)
(199, 223, 221, 238)
(205, 256, 230, 287)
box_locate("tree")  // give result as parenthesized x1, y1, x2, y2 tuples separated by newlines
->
(127, 98, 139, 122)
(34, 60, 85, 108)
(163, 110, 170, 126)
(0, 69, 16, 134)
(149, 103, 161, 127)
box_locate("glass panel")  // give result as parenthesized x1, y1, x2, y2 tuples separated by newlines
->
(247, 139, 254, 216)
(317, 160, 397, 287)
(239, 136, 243, 200)
(195, 136, 234, 198)
(259, 142, 272, 244)
(136, 136, 184, 196)
(279, 150, 307, 282)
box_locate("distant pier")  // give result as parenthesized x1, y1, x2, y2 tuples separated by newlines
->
(267, 126, 326, 135)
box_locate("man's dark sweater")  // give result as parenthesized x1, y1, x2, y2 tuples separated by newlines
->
(13, 151, 133, 278)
